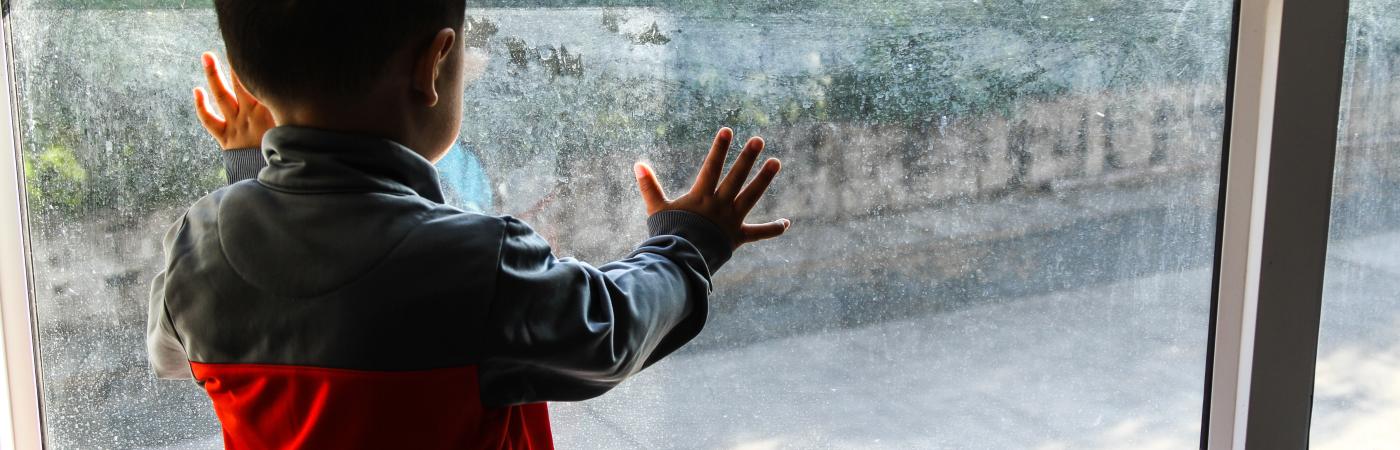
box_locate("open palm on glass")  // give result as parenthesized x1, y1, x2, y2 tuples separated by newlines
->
(193, 52, 275, 150)
(634, 128, 791, 250)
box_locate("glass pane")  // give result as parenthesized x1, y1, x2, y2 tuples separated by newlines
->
(9, 2, 225, 449)
(8, 0, 1233, 448)
(1310, 0, 1400, 447)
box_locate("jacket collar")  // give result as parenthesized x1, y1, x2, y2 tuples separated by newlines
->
(258, 126, 445, 203)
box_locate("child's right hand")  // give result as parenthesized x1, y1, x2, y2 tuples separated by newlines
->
(193, 52, 275, 150)
(634, 128, 791, 250)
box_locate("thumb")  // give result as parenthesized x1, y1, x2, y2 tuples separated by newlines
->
(740, 218, 791, 244)
(634, 162, 668, 214)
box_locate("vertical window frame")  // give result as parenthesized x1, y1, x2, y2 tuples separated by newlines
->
(1206, 0, 1352, 449)
(0, 4, 46, 449)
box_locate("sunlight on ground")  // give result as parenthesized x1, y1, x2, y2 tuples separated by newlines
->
(1091, 417, 1197, 450)
(728, 438, 784, 450)
(1034, 416, 1198, 450)
(1312, 317, 1400, 450)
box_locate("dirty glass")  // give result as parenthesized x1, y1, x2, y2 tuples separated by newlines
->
(1309, 0, 1400, 447)
(8, 0, 1233, 448)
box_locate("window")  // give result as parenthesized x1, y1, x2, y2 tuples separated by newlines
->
(1309, 0, 1400, 446)
(9, 3, 228, 448)
(2, 0, 1247, 448)
(459, 4, 1233, 448)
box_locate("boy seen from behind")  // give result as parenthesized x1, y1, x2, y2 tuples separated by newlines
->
(146, 1, 789, 448)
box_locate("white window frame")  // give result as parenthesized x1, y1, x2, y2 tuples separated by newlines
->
(1208, 0, 1351, 448)
(0, 0, 1359, 448)
(0, 5, 45, 450)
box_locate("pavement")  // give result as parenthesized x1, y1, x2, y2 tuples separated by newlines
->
(551, 267, 1213, 450)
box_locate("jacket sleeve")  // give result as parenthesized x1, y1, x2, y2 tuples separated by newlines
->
(146, 215, 194, 380)
(223, 148, 265, 184)
(477, 210, 733, 407)
(147, 149, 258, 378)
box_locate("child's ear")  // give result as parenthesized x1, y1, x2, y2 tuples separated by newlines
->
(413, 28, 457, 107)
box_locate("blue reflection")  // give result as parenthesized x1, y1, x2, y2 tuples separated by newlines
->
(436, 142, 494, 214)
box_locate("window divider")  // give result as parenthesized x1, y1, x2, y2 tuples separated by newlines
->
(1207, 0, 1352, 448)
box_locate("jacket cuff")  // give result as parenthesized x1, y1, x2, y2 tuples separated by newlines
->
(647, 210, 733, 273)
(223, 148, 266, 184)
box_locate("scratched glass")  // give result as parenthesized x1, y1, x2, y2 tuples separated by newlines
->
(9, 0, 1232, 448)
(1308, 0, 1400, 447)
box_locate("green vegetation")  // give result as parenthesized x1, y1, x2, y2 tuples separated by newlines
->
(22, 144, 87, 214)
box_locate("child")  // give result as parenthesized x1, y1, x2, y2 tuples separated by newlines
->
(146, 1, 789, 449)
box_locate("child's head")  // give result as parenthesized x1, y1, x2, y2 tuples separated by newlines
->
(214, 0, 468, 161)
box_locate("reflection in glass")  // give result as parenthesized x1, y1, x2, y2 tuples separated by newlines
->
(10, 1, 1232, 448)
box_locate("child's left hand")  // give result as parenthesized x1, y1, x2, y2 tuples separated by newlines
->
(193, 52, 275, 150)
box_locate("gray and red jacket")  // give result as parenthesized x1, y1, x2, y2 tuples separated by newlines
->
(146, 126, 731, 449)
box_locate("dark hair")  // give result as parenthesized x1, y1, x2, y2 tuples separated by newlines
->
(213, 0, 466, 103)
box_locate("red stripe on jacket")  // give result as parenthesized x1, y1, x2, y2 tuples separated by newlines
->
(190, 362, 552, 450)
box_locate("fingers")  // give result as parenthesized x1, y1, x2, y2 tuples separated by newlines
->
(230, 69, 260, 109)
(634, 162, 668, 215)
(734, 158, 780, 215)
(193, 87, 226, 136)
(740, 219, 792, 243)
(716, 137, 764, 201)
(690, 127, 732, 196)
(201, 52, 239, 120)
